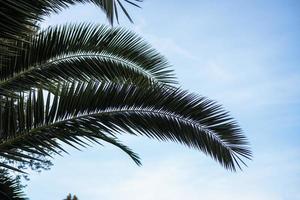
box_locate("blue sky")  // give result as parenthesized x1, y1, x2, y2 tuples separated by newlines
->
(25, 0, 300, 199)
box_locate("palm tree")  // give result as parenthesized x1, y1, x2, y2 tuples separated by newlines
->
(0, 0, 251, 199)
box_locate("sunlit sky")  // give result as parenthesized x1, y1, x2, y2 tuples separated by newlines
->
(25, 1, 300, 199)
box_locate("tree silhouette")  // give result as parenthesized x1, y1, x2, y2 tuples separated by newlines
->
(64, 193, 78, 200)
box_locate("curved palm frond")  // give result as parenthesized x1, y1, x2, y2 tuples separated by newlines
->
(0, 0, 142, 40)
(0, 82, 251, 172)
(0, 170, 27, 200)
(0, 24, 175, 93)
(0, 93, 141, 171)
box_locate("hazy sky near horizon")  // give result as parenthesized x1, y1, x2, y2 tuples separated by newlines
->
(25, 1, 300, 199)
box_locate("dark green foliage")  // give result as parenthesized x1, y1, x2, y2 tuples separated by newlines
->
(0, 82, 250, 171)
(0, 0, 142, 40)
(0, 23, 175, 94)
(0, 170, 27, 200)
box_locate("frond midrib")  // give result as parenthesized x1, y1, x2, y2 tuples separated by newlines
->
(0, 52, 169, 88)
(0, 107, 232, 153)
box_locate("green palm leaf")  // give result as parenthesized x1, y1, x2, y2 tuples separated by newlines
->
(0, 82, 251, 172)
(0, 0, 142, 40)
(0, 24, 175, 93)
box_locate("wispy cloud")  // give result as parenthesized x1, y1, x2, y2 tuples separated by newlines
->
(133, 18, 199, 61)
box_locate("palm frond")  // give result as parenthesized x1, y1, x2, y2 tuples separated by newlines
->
(0, 82, 251, 172)
(0, 24, 175, 93)
(0, 0, 142, 41)
(0, 90, 141, 170)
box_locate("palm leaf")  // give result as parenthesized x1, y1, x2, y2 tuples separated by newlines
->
(0, 0, 142, 41)
(0, 24, 175, 93)
(0, 90, 141, 168)
(0, 82, 251, 172)
(0, 0, 142, 60)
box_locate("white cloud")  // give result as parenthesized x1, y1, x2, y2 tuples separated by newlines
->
(132, 19, 199, 62)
